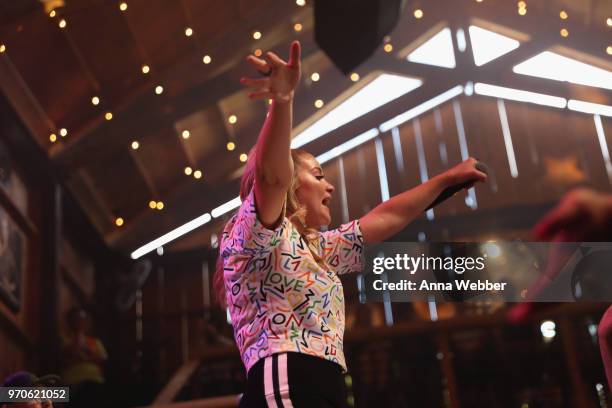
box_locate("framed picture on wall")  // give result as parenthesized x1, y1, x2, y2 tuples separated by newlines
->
(0, 205, 24, 312)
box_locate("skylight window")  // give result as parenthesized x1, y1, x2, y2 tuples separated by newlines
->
(407, 27, 456, 69)
(513, 51, 612, 90)
(291, 73, 421, 148)
(469, 25, 520, 66)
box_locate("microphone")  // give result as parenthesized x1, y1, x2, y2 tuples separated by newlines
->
(425, 162, 489, 210)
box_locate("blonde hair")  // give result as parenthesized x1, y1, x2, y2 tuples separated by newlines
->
(213, 148, 325, 308)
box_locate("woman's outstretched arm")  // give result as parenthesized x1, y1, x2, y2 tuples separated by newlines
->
(241, 41, 301, 228)
(359, 158, 487, 243)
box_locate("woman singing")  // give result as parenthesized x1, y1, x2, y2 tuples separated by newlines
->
(216, 41, 486, 407)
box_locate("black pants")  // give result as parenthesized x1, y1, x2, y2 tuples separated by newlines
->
(239, 352, 348, 408)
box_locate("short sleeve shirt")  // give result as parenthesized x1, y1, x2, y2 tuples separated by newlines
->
(220, 187, 364, 373)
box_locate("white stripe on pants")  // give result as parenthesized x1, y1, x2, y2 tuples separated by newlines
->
(263, 354, 293, 408)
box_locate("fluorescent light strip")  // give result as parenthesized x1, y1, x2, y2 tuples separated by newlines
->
(452, 101, 478, 210)
(452, 101, 469, 161)
(211, 196, 241, 218)
(131, 212, 212, 259)
(337, 157, 350, 224)
(593, 115, 612, 186)
(497, 99, 519, 178)
(316, 128, 380, 164)
(474, 83, 567, 108)
(414, 120, 434, 221)
(513, 51, 612, 91)
(381, 271, 394, 326)
(456, 29, 467, 52)
(379, 85, 464, 132)
(413, 120, 429, 183)
(428, 299, 439, 322)
(567, 99, 612, 117)
(374, 138, 390, 201)
(291, 74, 422, 148)
(391, 127, 405, 173)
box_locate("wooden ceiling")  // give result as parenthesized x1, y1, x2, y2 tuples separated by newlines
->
(0, 0, 610, 255)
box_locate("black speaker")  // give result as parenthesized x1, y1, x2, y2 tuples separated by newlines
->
(314, 0, 405, 74)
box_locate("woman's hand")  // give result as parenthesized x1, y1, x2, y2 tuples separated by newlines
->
(240, 41, 301, 103)
(444, 157, 487, 187)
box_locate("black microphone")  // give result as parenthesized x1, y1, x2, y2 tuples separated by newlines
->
(425, 162, 489, 210)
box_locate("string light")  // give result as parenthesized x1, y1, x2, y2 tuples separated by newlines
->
(560, 28, 569, 37)
(156, 201, 164, 210)
(296, 0, 305, 6)
(254, 49, 262, 57)
(239, 153, 248, 162)
(59, 128, 68, 137)
(559, 10, 568, 19)
(119, 2, 127, 11)
(58, 19, 67, 28)
(253, 31, 262, 40)
(607, 46, 612, 55)
(350, 73, 360, 82)
(105, 112, 113, 120)
(311, 72, 320, 82)
(193, 170, 202, 179)
(141, 65, 150, 74)
(155, 85, 163, 95)
(115, 217, 124, 227)
(184, 166, 193, 175)
(384, 43, 393, 53)
(91, 96, 100, 106)
(49, 134, 57, 143)
(149, 200, 157, 209)
(181, 130, 190, 139)
(185, 27, 193, 37)
(314, 99, 324, 108)
(202, 55, 211, 64)
(131, 141, 139, 150)
(228, 115, 237, 124)
(517, 1, 526, 7)
(518, 7, 527, 15)
(413, 9, 423, 19)
(294, 23, 303, 32)
(226, 141, 235, 151)
(476, 0, 483, 2)
(0, 44, 5, 53)
(607, 17, 612, 27)
(49, 10, 56, 17)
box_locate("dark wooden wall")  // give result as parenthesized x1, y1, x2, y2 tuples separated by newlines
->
(0, 92, 114, 381)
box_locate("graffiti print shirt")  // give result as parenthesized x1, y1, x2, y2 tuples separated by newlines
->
(220, 188, 364, 373)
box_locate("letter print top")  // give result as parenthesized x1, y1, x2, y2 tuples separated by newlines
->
(220, 187, 364, 373)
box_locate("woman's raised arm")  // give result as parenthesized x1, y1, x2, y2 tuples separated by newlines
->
(241, 41, 301, 228)
(359, 158, 487, 243)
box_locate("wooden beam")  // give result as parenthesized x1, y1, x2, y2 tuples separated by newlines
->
(345, 303, 608, 344)
(153, 359, 201, 405)
(0, 52, 55, 150)
(49, 1, 300, 166)
(464, 1, 612, 63)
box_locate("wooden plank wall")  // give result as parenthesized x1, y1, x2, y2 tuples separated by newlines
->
(0, 96, 101, 381)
